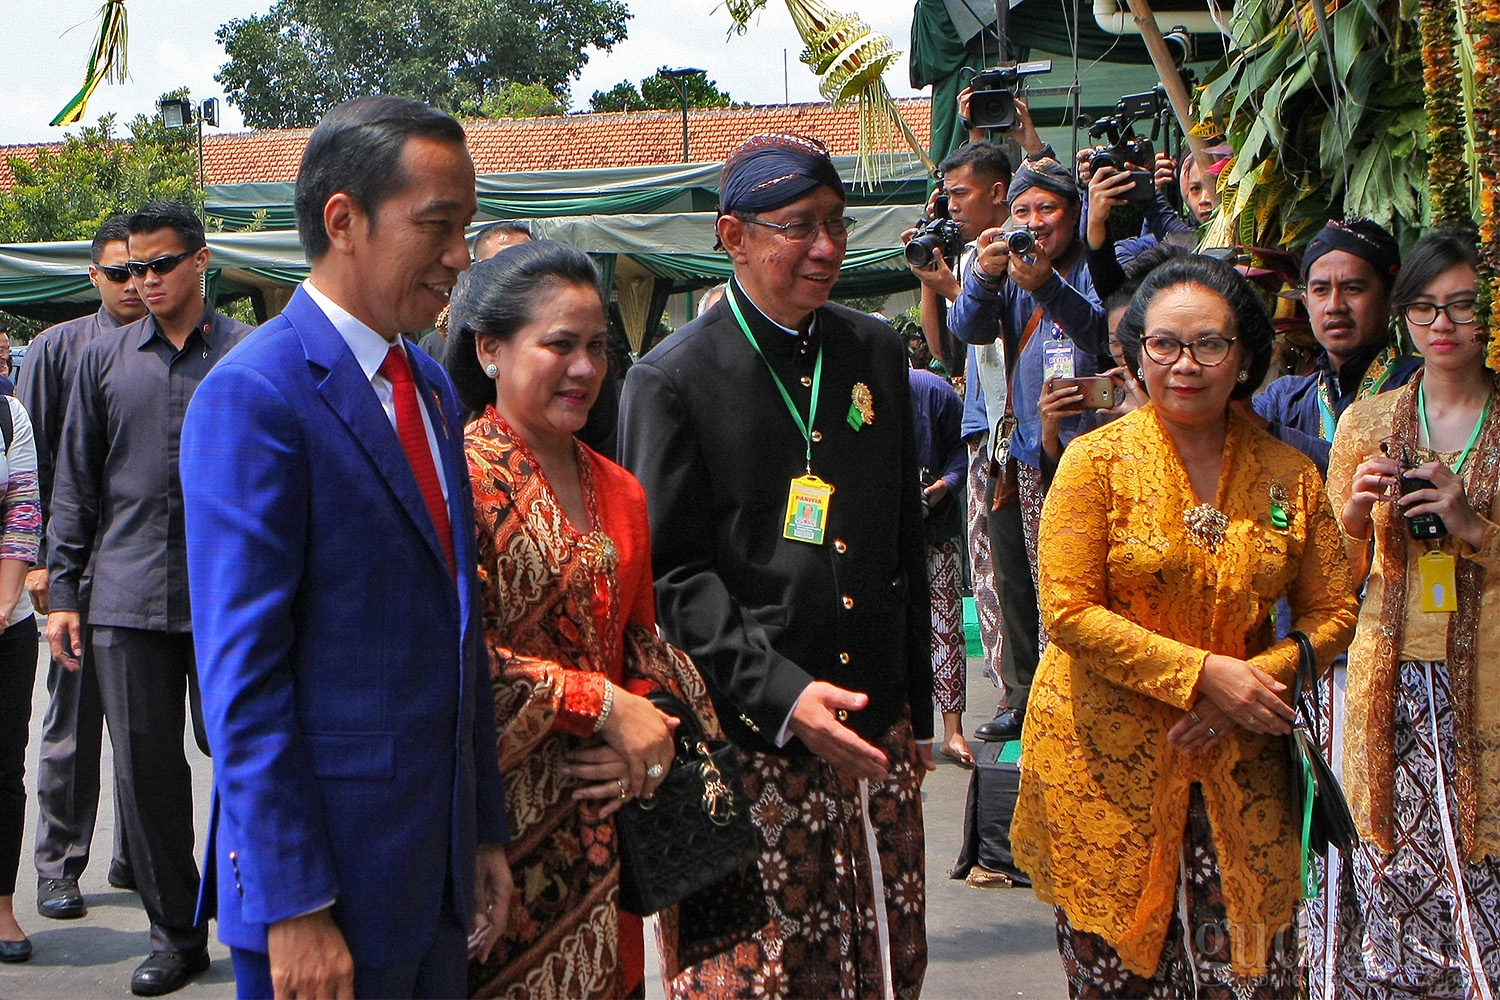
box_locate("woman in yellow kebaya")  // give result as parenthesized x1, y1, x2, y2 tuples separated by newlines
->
(1016, 255, 1357, 997)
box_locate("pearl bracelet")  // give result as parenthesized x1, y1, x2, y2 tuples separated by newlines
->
(593, 681, 615, 734)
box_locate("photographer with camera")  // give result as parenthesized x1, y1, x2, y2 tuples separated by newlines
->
(902, 128, 1046, 716)
(948, 157, 1105, 744)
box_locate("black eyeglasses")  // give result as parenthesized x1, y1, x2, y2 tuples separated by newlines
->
(125, 250, 194, 277)
(1142, 335, 1238, 367)
(742, 216, 857, 244)
(1402, 299, 1478, 327)
(94, 264, 133, 283)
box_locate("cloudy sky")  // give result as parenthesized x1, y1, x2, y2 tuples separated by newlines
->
(2, 1, 928, 145)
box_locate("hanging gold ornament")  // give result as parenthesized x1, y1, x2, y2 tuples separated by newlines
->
(726, 0, 934, 181)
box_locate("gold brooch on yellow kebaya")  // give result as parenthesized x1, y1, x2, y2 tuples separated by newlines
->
(848, 382, 874, 431)
(1184, 503, 1229, 552)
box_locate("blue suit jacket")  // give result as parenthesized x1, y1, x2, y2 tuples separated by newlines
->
(180, 286, 508, 963)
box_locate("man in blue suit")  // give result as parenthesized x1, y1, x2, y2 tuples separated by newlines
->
(180, 96, 512, 999)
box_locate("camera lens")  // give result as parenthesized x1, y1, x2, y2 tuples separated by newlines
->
(1005, 230, 1037, 256)
(905, 235, 941, 268)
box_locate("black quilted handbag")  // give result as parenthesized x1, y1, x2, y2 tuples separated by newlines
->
(1286, 630, 1359, 896)
(616, 692, 760, 916)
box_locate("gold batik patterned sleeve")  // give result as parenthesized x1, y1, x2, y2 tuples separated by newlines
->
(1039, 443, 1206, 709)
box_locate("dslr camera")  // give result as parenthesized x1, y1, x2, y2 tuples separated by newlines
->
(1083, 90, 1162, 205)
(968, 60, 1053, 131)
(904, 190, 967, 270)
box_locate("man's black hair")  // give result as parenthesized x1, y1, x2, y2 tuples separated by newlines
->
(938, 142, 1013, 189)
(473, 220, 532, 259)
(127, 201, 206, 253)
(295, 96, 468, 261)
(91, 215, 133, 263)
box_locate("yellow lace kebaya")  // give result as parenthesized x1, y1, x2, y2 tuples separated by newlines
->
(1015, 405, 1357, 978)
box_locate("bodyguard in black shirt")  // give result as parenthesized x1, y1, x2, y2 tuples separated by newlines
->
(23, 216, 144, 920)
(46, 202, 251, 997)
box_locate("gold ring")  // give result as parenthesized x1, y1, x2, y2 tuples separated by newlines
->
(1189, 710, 1201, 723)
(617, 778, 627, 800)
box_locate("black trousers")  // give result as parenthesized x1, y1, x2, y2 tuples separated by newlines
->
(33, 616, 131, 881)
(0, 615, 39, 896)
(986, 476, 1041, 716)
(92, 625, 208, 953)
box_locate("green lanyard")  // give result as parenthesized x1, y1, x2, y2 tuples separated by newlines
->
(1417, 384, 1493, 473)
(726, 283, 823, 474)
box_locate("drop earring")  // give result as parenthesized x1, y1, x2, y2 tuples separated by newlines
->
(1136, 367, 1144, 380)
(485, 363, 499, 378)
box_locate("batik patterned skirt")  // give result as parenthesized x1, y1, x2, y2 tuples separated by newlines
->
(1307, 658, 1500, 1000)
(1017, 460, 1050, 653)
(966, 436, 1003, 687)
(657, 721, 928, 999)
(1054, 785, 1298, 999)
(928, 537, 966, 715)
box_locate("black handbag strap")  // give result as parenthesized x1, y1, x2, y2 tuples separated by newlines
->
(1288, 630, 1320, 746)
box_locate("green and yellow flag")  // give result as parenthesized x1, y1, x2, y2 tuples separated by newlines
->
(51, 0, 129, 127)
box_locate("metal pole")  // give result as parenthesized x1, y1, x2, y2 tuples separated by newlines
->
(680, 79, 690, 161)
(197, 112, 206, 190)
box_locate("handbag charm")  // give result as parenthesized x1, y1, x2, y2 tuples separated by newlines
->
(698, 746, 736, 826)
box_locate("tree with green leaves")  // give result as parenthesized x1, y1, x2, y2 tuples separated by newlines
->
(590, 68, 735, 112)
(0, 105, 200, 245)
(216, 0, 630, 129)
(478, 81, 570, 118)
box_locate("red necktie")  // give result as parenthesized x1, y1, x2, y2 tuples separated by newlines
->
(379, 346, 456, 576)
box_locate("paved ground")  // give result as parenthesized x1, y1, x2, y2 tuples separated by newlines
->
(8, 636, 1066, 999)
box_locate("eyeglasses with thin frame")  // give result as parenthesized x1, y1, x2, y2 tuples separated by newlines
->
(1142, 334, 1238, 367)
(94, 264, 133, 283)
(125, 250, 195, 278)
(741, 216, 857, 244)
(1401, 299, 1478, 327)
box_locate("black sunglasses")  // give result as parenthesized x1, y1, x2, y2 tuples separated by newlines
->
(125, 250, 195, 277)
(95, 264, 133, 283)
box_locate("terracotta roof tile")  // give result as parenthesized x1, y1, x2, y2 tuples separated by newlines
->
(0, 99, 930, 192)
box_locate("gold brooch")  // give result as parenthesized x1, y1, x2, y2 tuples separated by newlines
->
(852, 383, 874, 424)
(1183, 503, 1229, 552)
(1269, 482, 1291, 531)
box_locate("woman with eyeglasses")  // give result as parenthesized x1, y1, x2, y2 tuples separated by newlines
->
(1325, 229, 1500, 997)
(444, 241, 716, 999)
(1014, 255, 1357, 995)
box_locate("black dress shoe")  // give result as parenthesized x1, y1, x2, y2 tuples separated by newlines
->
(0, 937, 33, 963)
(108, 860, 138, 891)
(974, 708, 1025, 743)
(131, 949, 211, 997)
(37, 876, 86, 919)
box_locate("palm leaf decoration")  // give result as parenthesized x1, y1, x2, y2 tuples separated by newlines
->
(52, 0, 130, 127)
(726, 0, 935, 180)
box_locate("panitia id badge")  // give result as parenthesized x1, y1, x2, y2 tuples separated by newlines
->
(1419, 549, 1458, 613)
(784, 474, 833, 545)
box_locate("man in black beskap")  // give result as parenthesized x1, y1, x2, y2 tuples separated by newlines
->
(47, 201, 252, 996)
(620, 133, 934, 997)
(22, 215, 145, 922)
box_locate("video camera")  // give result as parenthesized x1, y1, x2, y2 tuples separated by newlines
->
(1082, 89, 1163, 205)
(904, 189, 967, 270)
(968, 60, 1053, 131)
